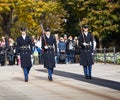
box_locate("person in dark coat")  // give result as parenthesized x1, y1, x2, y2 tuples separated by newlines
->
(16, 27, 33, 82)
(41, 27, 57, 81)
(78, 24, 94, 79)
(0, 46, 5, 66)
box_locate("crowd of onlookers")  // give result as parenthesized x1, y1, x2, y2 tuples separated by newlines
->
(0, 34, 96, 66)
(0, 36, 16, 66)
(31, 34, 81, 65)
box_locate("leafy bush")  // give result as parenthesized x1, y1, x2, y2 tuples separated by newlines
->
(94, 52, 120, 64)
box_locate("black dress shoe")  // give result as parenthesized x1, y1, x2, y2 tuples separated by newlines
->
(25, 79, 28, 82)
(48, 76, 53, 81)
(88, 76, 92, 79)
(85, 75, 89, 79)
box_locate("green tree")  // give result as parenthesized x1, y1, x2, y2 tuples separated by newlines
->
(58, 0, 120, 48)
(0, 0, 120, 49)
(81, 0, 120, 48)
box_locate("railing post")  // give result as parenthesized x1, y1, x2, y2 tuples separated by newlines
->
(113, 47, 116, 64)
(95, 49, 97, 63)
(5, 49, 7, 65)
(104, 47, 106, 64)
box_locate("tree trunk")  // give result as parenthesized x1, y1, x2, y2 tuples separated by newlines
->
(1, 10, 13, 37)
(99, 37, 102, 49)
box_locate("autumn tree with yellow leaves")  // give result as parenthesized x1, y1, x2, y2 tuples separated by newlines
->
(0, 0, 66, 38)
(0, 0, 120, 48)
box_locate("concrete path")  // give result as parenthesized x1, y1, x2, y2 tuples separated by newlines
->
(0, 63, 120, 100)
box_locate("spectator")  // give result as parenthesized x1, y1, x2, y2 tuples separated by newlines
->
(54, 34, 60, 64)
(74, 36, 80, 63)
(58, 37, 66, 63)
(67, 36, 75, 63)
(7, 37, 15, 65)
(35, 36, 43, 64)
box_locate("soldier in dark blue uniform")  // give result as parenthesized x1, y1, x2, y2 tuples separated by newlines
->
(41, 27, 57, 81)
(16, 27, 33, 82)
(78, 24, 94, 79)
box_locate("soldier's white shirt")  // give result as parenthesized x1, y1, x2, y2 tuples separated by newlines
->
(84, 32, 88, 36)
(22, 34, 26, 40)
(46, 34, 50, 38)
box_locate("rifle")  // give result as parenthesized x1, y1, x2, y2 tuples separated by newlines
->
(40, 23, 47, 46)
(79, 18, 86, 43)
(40, 23, 44, 34)
(79, 19, 92, 49)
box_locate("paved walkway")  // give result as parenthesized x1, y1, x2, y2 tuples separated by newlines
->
(0, 63, 120, 100)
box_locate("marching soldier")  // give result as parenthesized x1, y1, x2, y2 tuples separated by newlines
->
(16, 27, 33, 82)
(78, 24, 94, 79)
(41, 27, 57, 81)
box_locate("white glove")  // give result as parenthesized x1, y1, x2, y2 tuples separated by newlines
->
(31, 55, 33, 58)
(17, 55, 20, 58)
(44, 46, 48, 49)
(83, 42, 87, 46)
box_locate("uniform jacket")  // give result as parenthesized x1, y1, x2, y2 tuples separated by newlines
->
(16, 35, 33, 68)
(42, 34, 57, 68)
(78, 32, 94, 66)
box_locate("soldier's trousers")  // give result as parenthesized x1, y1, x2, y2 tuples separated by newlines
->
(47, 68, 53, 77)
(83, 65, 92, 77)
(23, 67, 31, 80)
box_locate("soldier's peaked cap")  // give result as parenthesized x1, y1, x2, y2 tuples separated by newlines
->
(20, 27, 26, 31)
(45, 27, 50, 31)
(83, 24, 89, 28)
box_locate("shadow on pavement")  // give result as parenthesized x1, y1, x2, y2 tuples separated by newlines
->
(36, 69, 120, 91)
